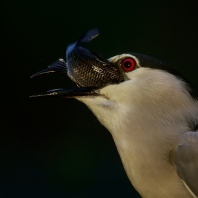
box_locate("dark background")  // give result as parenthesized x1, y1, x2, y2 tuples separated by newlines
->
(1, 0, 198, 198)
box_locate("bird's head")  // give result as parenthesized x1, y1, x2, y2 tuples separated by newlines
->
(30, 29, 198, 133)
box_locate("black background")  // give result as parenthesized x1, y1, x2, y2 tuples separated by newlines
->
(1, 0, 198, 197)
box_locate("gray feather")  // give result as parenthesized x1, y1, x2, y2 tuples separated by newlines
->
(175, 132, 198, 197)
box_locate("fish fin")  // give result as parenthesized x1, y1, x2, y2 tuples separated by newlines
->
(78, 28, 99, 43)
(66, 28, 100, 56)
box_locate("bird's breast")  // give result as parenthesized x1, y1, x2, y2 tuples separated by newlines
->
(111, 126, 194, 198)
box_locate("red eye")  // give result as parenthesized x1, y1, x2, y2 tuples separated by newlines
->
(121, 58, 136, 72)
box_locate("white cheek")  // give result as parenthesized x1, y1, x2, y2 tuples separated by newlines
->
(124, 67, 141, 80)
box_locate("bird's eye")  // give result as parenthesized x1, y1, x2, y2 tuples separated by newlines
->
(121, 58, 136, 72)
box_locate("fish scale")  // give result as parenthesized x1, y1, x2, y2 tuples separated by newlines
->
(66, 47, 123, 88)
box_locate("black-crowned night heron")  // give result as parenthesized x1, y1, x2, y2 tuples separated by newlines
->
(30, 29, 198, 198)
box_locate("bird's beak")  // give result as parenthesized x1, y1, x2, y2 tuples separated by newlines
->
(30, 29, 124, 98)
(29, 87, 99, 98)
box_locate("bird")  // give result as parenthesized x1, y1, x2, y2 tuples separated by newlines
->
(30, 29, 198, 198)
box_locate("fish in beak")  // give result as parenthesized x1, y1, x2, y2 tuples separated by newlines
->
(30, 28, 124, 98)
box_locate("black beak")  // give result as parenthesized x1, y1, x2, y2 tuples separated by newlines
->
(29, 87, 98, 98)
(30, 28, 124, 98)
(30, 59, 67, 78)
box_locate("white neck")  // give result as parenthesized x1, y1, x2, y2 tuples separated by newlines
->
(77, 68, 198, 198)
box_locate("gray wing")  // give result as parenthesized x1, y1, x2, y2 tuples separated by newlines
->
(175, 132, 198, 197)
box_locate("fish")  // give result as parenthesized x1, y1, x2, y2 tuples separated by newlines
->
(30, 28, 124, 98)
